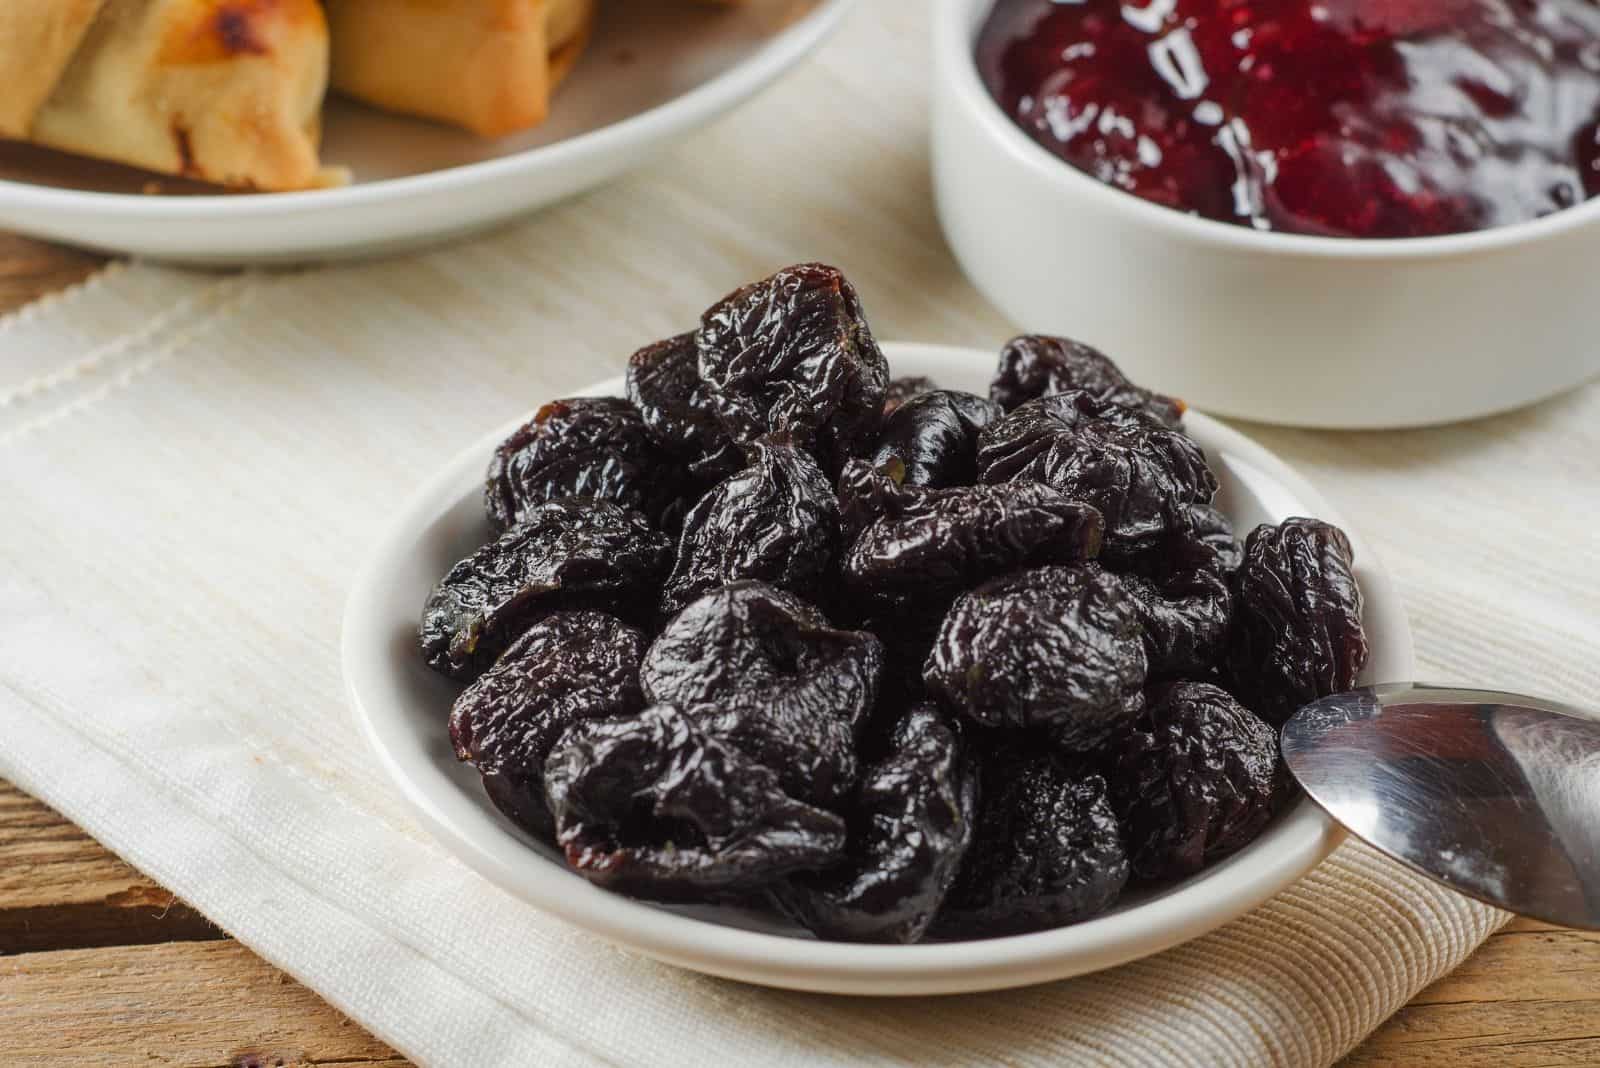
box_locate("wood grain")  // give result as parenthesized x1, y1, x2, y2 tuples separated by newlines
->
(0, 782, 407, 1066)
(0, 941, 407, 1067)
(0, 783, 217, 953)
(1345, 917, 1600, 1067)
(0, 234, 107, 315)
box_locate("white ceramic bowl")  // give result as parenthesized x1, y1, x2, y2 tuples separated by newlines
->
(932, 0, 1600, 429)
(0, 0, 853, 264)
(342, 342, 1414, 995)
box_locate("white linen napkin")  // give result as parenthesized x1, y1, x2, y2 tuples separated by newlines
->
(6, 4, 1593, 1064)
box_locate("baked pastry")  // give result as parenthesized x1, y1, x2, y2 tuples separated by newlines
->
(325, 0, 597, 138)
(2, 0, 330, 191)
(0, 0, 736, 190)
(0, 1, 105, 139)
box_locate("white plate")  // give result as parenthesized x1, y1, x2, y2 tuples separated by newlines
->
(342, 342, 1414, 996)
(0, 0, 853, 265)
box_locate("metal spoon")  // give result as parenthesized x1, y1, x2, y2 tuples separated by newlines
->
(1280, 683, 1600, 930)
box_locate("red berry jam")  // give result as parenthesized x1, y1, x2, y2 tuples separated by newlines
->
(977, 0, 1600, 237)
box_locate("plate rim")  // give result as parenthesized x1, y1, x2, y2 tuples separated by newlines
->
(0, 0, 857, 219)
(342, 340, 1414, 995)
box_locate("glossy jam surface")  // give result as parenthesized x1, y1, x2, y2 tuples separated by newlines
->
(977, 0, 1600, 237)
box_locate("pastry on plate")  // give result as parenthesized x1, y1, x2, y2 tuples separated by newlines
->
(325, 0, 598, 138)
(2, 0, 331, 191)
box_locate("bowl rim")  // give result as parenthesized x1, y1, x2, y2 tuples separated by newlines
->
(0, 0, 857, 219)
(341, 341, 1414, 994)
(935, 0, 1600, 261)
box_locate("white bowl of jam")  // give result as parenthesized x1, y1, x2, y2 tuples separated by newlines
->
(933, 0, 1600, 427)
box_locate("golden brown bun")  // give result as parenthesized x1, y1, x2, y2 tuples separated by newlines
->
(15, 0, 329, 190)
(0, 0, 106, 138)
(547, 0, 592, 52)
(327, 0, 597, 138)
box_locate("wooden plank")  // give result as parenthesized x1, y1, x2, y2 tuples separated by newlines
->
(0, 233, 108, 315)
(1400, 918, 1600, 1005)
(1344, 917, 1600, 1066)
(0, 782, 218, 952)
(0, 940, 408, 1067)
(1346, 1003, 1600, 1067)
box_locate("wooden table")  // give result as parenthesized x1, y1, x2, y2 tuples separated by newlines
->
(2, 236, 1596, 1068)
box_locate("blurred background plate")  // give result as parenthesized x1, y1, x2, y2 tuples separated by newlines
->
(0, 0, 853, 265)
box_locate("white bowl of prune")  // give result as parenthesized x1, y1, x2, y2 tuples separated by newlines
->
(932, 0, 1600, 429)
(344, 264, 1413, 995)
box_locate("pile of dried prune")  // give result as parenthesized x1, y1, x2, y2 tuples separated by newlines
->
(417, 264, 1370, 943)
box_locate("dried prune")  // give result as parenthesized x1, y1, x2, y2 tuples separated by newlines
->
(835, 456, 908, 543)
(934, 748, 1127, 938)
(544, 704, 847, 898)
(1186, 502, 1242, 574)
(625, 332, 744, 485)
(842, 471, 1104, 599)
(978, 391, 1216, 559)
(989, 334, 1184, 426)
(882, 375, 937, 415)
(448, 611, 645, 837)
(641, 581, 881, 806)
(836, 460, 1104, 703)
(660, 437, 840, 618)
(923, 565, 1146, 749)
(419, 499, 671, 680)
(849, 590, 948, 707)
(870, 390, 1003, 489)
(1113, 682, 1284, 880)
(417, 261, 1377, 940)
(1113, 528, 1232, 678)
(697, 263, 889, 473)
(1226, 517, 1369, 726)
(773, 703, 977, 943)
(484, 397, 679, 531)
(1117, 568, 1231, 680)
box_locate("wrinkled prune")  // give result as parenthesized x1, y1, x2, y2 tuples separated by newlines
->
(625, 332, 744, 485)
(419, 499, 671, 679)
(660, 437, 840, 618)
(1117, 568, 1231, 680)
(837, 460, 1104, 703)
(417, 262, 1374, 941)
(871, 390, 1003, 489)
(841, 469, 1104, 599)
(697, 263, 889, 473)
(924, 565, 1146, 748)
(773, 703, 977, 943)
(544, 704, 847, 898)
(1226, 517, 1369, 725)
(835, 456, 908, 543)
(849, 590, 948, 708)
(1113, 529, 1232, 679)
(449, 612, 645, 837)
(978, 391, 1217, 559)
(1113, 682, 1283, 879)
(989, 335, 1184, 426)
(641, 581, 882, 806)
(882, 375, 937, 415)
(485, 397, 679, 531)
(935, 748, 1127, 938)
(1186, 502, 1242, 574)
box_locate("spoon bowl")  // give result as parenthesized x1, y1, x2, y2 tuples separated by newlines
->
(1282, 683, 1600, 930)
